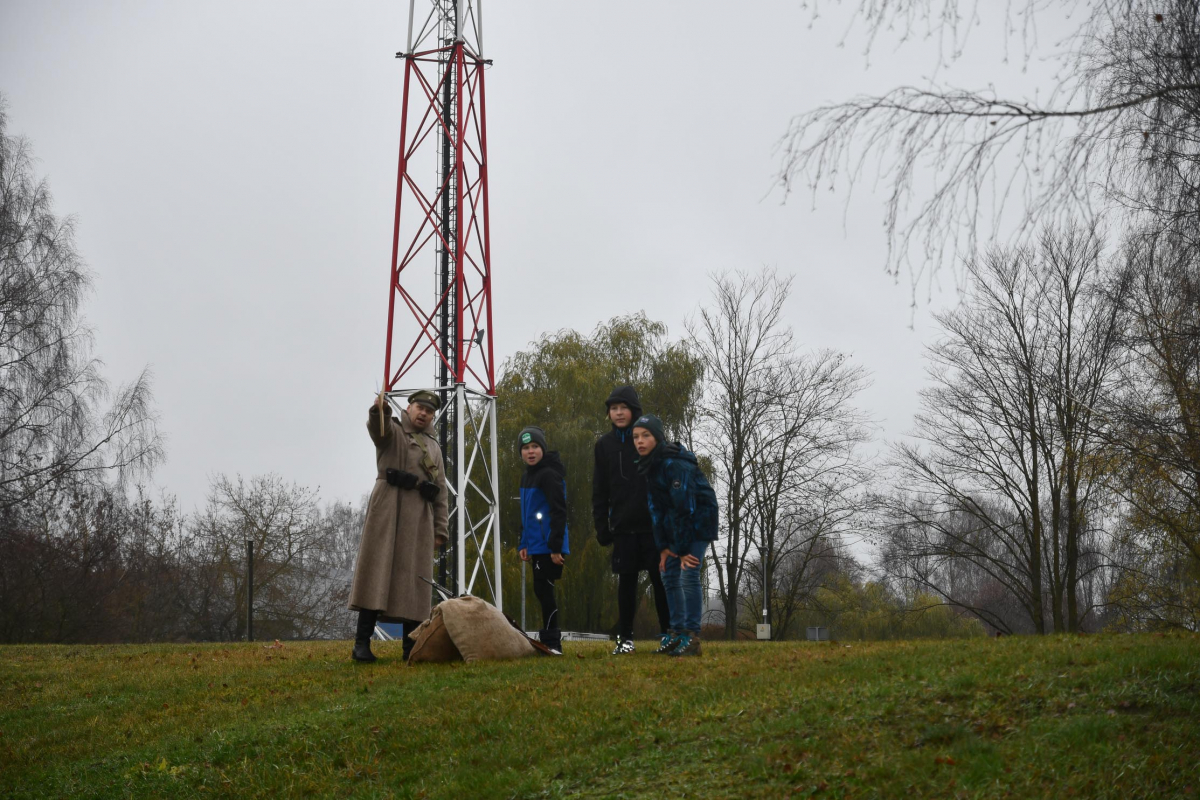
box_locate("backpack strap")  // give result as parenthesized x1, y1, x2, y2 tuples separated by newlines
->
(407, 431, 441, 483)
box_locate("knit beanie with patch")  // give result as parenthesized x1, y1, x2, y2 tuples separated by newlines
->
(518, 426, 549, 453)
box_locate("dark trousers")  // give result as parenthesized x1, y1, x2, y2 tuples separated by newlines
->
(530, 554, 563, 633)
(617, 568, 670, 639)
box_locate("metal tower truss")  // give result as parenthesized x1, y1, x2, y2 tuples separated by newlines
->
(382, 0, 500, 608)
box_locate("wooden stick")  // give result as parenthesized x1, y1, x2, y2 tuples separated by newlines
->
(378, 391, 387, 436)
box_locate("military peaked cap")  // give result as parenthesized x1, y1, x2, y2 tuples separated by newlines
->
(408, 390, 441, 411)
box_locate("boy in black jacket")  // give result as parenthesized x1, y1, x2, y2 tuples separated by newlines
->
(518, 426, 568, 655)
(592, 386, 671, 654)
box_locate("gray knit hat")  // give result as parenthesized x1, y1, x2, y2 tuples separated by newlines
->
(631, 414, 665, 445)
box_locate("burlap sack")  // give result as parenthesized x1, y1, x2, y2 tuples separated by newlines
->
(407, 605, 462, 664)
(409, 595, 536, 663)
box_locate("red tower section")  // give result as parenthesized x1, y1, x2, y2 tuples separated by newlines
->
(384, 5, 493, 395)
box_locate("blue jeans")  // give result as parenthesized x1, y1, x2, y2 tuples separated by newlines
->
(660, 540, 709, 633)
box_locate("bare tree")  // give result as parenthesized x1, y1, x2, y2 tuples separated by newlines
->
(688, 269, 796, 639)
(0, 100, 161, 510)
(777, 2, 1200, 287)
(881, 228, 1120, 632)
(180, 474, 346, 641)
(744, 350, 872, 638)
(1036, 228, 1125, 629)
(688, 269, 872, 638)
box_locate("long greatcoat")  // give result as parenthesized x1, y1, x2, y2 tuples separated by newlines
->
(348, 404, 449, 622)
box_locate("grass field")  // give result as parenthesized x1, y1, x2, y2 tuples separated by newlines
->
(1, 633, 1197, 799)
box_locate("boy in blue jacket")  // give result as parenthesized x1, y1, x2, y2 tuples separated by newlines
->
(518, 426, 569, 654)
(632, 414, 719, 657)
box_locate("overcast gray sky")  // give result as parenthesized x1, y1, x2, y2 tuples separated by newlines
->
(1, 1, 1061, 512)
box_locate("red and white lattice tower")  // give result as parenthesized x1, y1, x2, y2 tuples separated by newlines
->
(382, 0, 500, 606)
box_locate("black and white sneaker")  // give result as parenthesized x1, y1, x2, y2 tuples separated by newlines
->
(611, 637, 636, 655)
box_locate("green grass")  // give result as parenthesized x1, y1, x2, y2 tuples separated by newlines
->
(2, 634, 1197, 798)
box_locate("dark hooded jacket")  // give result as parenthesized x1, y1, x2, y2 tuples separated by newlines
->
(520, 451, 569, 555)
(638, 442, 719, 556)
(592, 424, 653, 545)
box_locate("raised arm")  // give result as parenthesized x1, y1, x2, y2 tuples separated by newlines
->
(366, 398, 394, 448)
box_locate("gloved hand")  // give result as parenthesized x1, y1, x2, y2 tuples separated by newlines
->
(417, 480, 440, 502)
(385, 468, 420, 490)
(596, 525, 613, 547)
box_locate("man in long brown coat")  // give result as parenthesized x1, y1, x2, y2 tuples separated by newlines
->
(349, 390, 449, 662)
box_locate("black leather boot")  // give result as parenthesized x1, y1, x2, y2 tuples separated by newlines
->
(352, 609, 379, 663)
(401, 618, 418, 662)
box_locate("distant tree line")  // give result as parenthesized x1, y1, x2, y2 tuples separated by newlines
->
(5, 0, 1199, 650)
(0, 475, 363, 643)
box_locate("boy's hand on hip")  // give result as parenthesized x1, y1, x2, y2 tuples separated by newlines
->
(681, 554, 700, 569)
(550, 553, 564, 566)
(519, 548, 529, 562)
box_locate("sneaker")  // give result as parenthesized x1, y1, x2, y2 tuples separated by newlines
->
(670, 633, 701, 657)
(655, 632, 681, 655)
(611, 637, 636, 655)
(539, 629, 562, 655)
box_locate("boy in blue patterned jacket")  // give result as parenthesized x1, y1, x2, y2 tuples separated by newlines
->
(518, 426, 569, 654)
(632, 414, 719, 656)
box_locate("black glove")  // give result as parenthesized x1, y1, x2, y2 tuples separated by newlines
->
(596, 525, 613, 547)
(417, 480, 440, 502)
(385, 468, 420, 490)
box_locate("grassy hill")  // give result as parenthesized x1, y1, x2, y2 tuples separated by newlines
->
(2, 634, 1197, 798)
